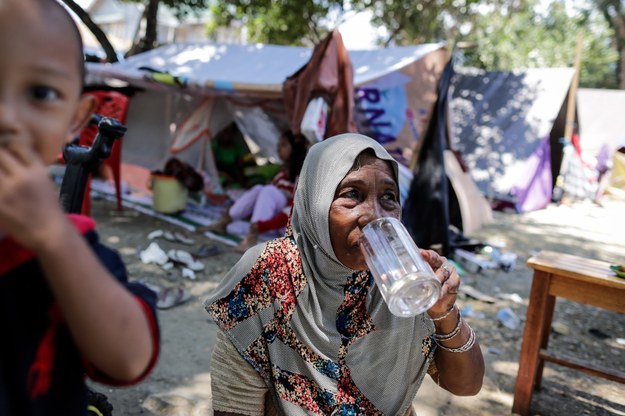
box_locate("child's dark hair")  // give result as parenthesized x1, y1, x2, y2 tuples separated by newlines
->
(283, 130, 308, 182)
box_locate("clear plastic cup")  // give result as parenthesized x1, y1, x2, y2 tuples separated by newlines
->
(360, 217, 441, 317)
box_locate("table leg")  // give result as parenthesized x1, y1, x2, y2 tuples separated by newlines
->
(535, 295, 556, 390)
(512, 270, 552, 416)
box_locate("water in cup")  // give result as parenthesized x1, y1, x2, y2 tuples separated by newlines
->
(382, 270, 441, 317)
(360, 217, 441, 317)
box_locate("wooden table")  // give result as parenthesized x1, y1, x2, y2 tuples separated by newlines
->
(512, 250, 625, 416)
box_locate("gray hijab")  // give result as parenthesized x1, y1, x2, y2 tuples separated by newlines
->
(206, 133, 435, 415)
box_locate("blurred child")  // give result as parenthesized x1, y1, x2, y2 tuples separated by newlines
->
(200, 130, 308, 252)
(211, 122, 249, 188)
(0, 1, 159, 413)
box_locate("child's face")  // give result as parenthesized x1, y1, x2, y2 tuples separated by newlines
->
(277, 135, 292, 163)
(0, 1, 95, 165)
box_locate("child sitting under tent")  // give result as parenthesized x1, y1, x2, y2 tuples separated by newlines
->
(211, 121, 250, 189)
(199, 130, 308, 252)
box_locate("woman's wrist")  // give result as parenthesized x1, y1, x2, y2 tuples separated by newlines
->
(429, 305, 479, 353)
(433, 314, 463, 341)
(434, 324, 476, 353)
(428, 304, 457, 321)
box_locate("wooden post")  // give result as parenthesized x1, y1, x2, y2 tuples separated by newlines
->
(564, 35, 583, 141)
(552, 35, 583, 203)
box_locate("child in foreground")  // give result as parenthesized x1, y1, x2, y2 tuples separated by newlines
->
(0, 0, 159, 413)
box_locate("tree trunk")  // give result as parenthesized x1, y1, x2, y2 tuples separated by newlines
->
(598, 0, 625, 88)
(613, 16, 625, 89)
(61, 0, 119, 63)
(126, 0, 160, 57)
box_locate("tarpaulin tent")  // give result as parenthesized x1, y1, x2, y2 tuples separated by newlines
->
(404, 58, 453, 254)
(86, 41, 448, 187)
(403, 59, 492, 254)
(576, 89, 625, 202)
(86, 40, 497, 238)
(577, 88, 625, 154)
(606, 148, 625, 198)
(449, 66, 575, 211)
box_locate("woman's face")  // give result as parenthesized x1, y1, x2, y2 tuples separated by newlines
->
(329, 152, 400, 270)
(277, 134, 292, 163)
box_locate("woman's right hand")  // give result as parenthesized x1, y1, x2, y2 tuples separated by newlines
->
(420, 250, 460, 319)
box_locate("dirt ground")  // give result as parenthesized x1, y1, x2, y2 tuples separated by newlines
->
(87, 194, 625, 416)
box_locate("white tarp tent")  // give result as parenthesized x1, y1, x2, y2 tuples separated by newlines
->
(86, 41, 447, 184)
(577, 88, 625, 154)
(87, 42, 445, 96)
(450, 66, 575, 200)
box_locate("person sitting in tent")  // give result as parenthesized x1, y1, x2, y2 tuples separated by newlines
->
(211, 122, 249, 189)
(199, 130, 308, 252)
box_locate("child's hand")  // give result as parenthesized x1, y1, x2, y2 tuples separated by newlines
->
(0, 142, 67, 251)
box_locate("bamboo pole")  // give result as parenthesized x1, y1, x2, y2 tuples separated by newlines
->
(552, 35, 583, 203)
(564, 35, 583, 141)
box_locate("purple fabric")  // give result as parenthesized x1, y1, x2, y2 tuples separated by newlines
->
(228, 184, 287, 223)
(596, 144, 611, 174)
(511, 137, 552, 212)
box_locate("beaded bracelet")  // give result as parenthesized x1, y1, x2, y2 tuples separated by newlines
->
(429, 304, 457, 322)
(435, 326, 476, 353)
(433, 314, 463, 341)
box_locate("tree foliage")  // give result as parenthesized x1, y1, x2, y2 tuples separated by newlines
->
(207, 0, 482, 47)
(358, 0, 618, 88)
(461, 0, 618, 88)
(593, 0, 625, 88)
(353, 0, 483, 46)
(121, 0, 210, 56)
(71, 0, 622, 88)
(207, 0, 347, 45)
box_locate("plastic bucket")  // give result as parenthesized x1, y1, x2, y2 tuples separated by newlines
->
(150, 174, 188, 213)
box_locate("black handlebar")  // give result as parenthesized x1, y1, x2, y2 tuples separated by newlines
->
(58, 115, 127, 214)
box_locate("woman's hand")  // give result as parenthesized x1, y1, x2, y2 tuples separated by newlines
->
(421, 249, 485, 396)
(420, 250, 460, 318)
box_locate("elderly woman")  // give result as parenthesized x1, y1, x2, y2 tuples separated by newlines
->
(205, 133, 484, 415)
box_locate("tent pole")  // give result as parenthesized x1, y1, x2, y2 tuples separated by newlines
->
(552, 35, 583, 203)
(409, 50, 453, 172)
(564, 35, 583, 141)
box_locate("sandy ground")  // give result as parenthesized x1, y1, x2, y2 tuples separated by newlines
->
(87, 194, 625, 416)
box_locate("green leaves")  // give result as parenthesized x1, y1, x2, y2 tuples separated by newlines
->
(461, 0, 618, 88)
(208, 0, 346, 45)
